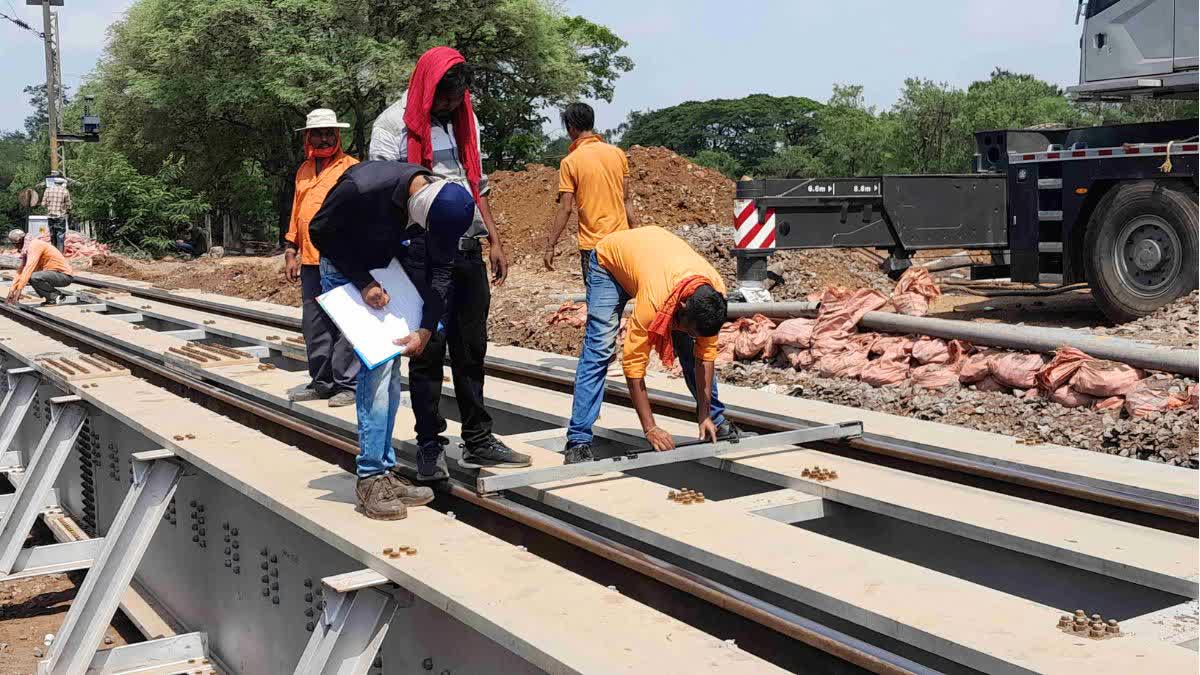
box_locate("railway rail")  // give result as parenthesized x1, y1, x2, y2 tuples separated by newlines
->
(65, 271, 1199, 526)
(0, 274, 1195, 674)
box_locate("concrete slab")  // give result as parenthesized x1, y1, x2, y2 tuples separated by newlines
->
(717, 489, 827, 523)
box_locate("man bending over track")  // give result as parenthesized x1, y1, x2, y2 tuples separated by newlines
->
(563, 226, 741, 464)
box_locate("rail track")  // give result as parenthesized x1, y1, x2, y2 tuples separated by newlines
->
(0, 274, 1195, 674)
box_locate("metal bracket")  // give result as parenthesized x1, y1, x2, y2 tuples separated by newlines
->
(80, 631, 212, 674)
(0, 487, 59, 517)
(0, 367, 41, 457)
(0, 396, 86, 574)
(292, 570, 409, 675)
(476, 422, 864, 494)
(39, 451, 183, 674)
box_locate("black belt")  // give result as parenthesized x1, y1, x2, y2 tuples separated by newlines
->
(457, 237, 482, 253)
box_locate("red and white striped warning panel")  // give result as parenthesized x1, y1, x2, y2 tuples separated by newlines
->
(733, 199, 776, 250)
(1008, 142, 1198, 164)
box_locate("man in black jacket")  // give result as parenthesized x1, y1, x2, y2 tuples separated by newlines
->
(310, 161, 474, 520)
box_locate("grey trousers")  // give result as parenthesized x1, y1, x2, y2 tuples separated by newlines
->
(29, 271, 72, 301)
(300, 264, 358, 395)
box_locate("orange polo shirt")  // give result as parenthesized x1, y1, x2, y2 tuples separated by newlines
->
(595, 227, 726, 378)
(286, 152, 358, 265)
(558, 135, 629, 250)
(14, 239, 72, 293)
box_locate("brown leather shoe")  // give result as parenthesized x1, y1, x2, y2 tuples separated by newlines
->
(386, 473, 435, 507)
(355, 475, 407, 520)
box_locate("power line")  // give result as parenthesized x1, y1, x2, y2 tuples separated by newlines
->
(0, 8, 44, 38)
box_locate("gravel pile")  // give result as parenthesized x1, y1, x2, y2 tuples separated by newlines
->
(721, 360, 1198, 467)
(1088, 290, 1198, 349)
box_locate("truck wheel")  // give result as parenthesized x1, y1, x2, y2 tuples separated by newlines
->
(1084, 181, 1198, 323)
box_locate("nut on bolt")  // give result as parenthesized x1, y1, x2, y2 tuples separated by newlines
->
(1056, 614, 1071, 629)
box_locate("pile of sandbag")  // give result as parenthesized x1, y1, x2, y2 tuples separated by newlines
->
(12, 232, 111, 260)
(717, 314, 776, 365)
(890, 266, 942, 316)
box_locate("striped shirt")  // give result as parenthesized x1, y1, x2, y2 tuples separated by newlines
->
(42, 184, 72, 218)
(368, 90, 489, 239)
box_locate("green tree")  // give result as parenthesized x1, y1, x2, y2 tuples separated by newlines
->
(690, 149, 742, 179)
(618, 94, 822, 173)
(886, 78, 968, 173)
(68, 145, 210, 255)
(755, 145, 825, 178)
(95, 0, 631, 236)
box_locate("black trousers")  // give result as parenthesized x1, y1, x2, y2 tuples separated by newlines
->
(300, 264, 358, 395)
(401, 239, 493, 447)
(48, 218, 65, 251)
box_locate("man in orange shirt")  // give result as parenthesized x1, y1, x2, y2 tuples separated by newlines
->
(543, 102, 635, 274)
(563, 226, 739, 464)
(284, 109, 360, 406)
(5, 229, 73, 305)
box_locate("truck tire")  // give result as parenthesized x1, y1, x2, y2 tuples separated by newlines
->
(1084, 180, 1198, 323)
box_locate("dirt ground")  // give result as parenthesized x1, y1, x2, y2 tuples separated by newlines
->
(0, 521, 139, 673)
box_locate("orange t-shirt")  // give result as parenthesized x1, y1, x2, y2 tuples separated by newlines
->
(557, 135, 629, 250)
(286, 152, 358, 265)
(594, 227, 726, 378)
(15, 239, 72, 293)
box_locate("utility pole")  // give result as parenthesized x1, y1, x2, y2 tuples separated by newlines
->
(32, 0, 62, 174)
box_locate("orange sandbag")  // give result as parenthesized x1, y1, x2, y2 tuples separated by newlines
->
(766, 318, 815, 358)
(815, 349, 870, 379)
(911, 336, 952, 365)
(736, 314, 776, 360)
(810, 288, 888, 357)
(973, 375, 1008, 392)
(959, 351, 996, 383)
(859, 343, 912, 387)
(910, 363, 960, 389)
(779, 344, 815, 369)
(1070, 360, 1143, 397)
(716, 322, 739, 365)
(546, 301, 587, 328)
(870, 335, 914, 356)
(988, 352, 1048, 389)
(1048, 385, 1098, 408)
(1123, 378, 1175, 418)
(1095, 396, 1124, 411)
(891, 267, 941, 317)
(814, 331, 874, 378)
(1035, 346, 1093, 391)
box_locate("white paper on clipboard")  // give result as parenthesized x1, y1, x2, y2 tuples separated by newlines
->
(316, 258, 423, 370)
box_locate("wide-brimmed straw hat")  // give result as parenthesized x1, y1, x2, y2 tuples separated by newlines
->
(296, 108, 350, 131)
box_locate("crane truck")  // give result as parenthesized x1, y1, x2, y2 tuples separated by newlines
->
(732, 0, 1198, 322)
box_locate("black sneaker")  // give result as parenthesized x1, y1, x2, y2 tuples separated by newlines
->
(716, 420, 753, 442)
(458, 437, 532, 469)
(562, 443, 594, 465)
(414, 440, 448, 482)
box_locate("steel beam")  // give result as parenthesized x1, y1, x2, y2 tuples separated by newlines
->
(293, 570, 409, 675)
(106, 313, 144, 323)
(476, 422, 863, 494)
(0, 395, 85, 574)
(81, 632, 211, 674)
(0, 367, 40, 455)
(0, 487, 59, 516)
(0, 450, 22, 471)
(5, 538, 101, 582)
(40, 450, 183, 675)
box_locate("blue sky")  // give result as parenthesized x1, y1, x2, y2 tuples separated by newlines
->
(1, 0, 1083, 134)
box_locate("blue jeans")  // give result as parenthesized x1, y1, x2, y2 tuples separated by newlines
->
(320, 259, 400, 478)
(565, 251, 726, 448)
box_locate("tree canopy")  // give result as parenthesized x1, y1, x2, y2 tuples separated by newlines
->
(618, 94, 821, 175)
(82, 0, 632, 237)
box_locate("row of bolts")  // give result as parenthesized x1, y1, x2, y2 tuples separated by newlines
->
(1058, 610, 1121, 638)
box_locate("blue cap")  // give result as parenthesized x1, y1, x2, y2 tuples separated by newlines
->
(426, 182, 475, 261)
